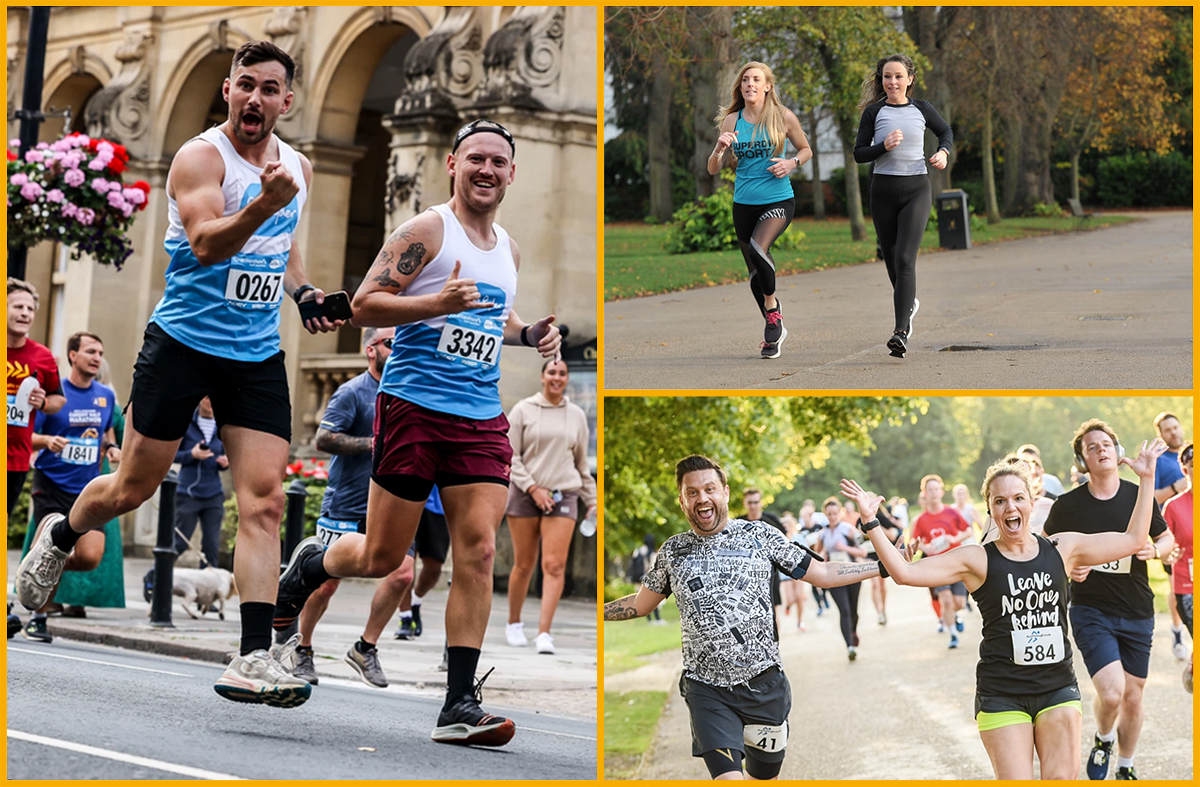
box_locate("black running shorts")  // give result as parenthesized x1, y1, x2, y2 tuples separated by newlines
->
(680, 666, 791, 764)
(130, 322, 291, 443)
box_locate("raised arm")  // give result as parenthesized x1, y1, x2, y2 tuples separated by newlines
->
(604, 587, 667, 621)
(1056, 439, 1169, 572)
(707, 115, 739, 176)
(841, 479, 986, 590)
(171, 139, 299, 266)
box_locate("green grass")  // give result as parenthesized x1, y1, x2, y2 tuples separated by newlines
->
(604, 691, 669, 780)
(603, 598, 681, 675)
(604, 214, 1137, 301)
(1148, 560, 1173, 615)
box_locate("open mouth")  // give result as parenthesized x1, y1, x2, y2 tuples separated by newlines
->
(694, 504, 716, 528)
(1002, 515, 1023, 535)
(241, 110, 264, 136)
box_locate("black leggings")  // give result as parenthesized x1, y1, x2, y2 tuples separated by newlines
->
(828, 582, 861, 647)
(8, 470, 28, 517)
(732, 199, 795, 317)
(870, 174, 931, 332)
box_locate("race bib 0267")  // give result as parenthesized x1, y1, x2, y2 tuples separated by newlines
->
(225, 253, 286, 310)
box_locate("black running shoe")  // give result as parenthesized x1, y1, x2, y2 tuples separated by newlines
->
(1087, 734, 1114, 780)
(412, 603, 423, 637)
(273, 536, 325, 632)
(395, 618, 416, 640)
(761, 327, 787, 359)
(431, 668, 516, 746)
(1116, 766, 1137, 780)
(9, 613, 23, 639)
(887, 330, 908, 358)
(764, 301, 784, 344)
(22, 617, 52, 643)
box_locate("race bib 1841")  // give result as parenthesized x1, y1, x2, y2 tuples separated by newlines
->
(1092, 556, 1132, 574)
(61, 437, 99, 466)
(1011, 626, 1065, 665)
(436, 312, 502, 368)
(224, 253, 286, 309)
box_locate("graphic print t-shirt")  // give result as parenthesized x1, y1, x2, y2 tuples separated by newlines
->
(642, 518, 808, 687)
(7, 340, 61, 472)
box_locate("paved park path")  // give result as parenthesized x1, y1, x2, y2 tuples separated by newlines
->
(604, 211, 1192, 390)
(605, 581, 1193, 780)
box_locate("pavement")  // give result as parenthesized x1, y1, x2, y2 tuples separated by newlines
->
(605, 581, 1193, 780)
(7, 550, 598, 719)
(604, 210, 1193, 390)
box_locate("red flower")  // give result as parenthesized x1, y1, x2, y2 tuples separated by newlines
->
(132, 180, 152, 210)
(6, 150, 15, 162)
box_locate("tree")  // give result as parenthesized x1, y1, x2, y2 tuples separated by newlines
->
(1057, 7, 1179, 203)
(736, 6, 921, 240)
(602, 396, 923, 565)
(901, 6, 964, 194)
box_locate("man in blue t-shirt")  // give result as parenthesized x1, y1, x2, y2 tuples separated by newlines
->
(278, 327, 413, 689)
(21, 332, 119, 642)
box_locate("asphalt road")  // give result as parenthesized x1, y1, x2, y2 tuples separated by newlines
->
(609, 581, 1192, 780)
(603, 211, 1192, 390)
(7, 640, 596, 780)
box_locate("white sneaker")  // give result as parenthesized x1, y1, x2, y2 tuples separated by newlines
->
(1172, 640, 1189, 661)
(534, 632, 555, 655)
(213, 649, 313, 708)
(505, 622, 527, 647)
(16, 514, 70, 611)
(271, 632, 301, 673)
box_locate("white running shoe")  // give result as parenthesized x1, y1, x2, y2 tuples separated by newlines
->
(534, 632, 555, 655)
(505, 622, 528, 647)
(1172, 640, 1189, 661)
(16, 515, 70, 611)
(214, 649, 313, 708)
(271, 632, 301, 673)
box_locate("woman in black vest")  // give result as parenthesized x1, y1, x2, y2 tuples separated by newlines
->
(839, 437, 1165, 780)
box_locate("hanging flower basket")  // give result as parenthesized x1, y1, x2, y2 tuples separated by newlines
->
(7, 133, 150, 269)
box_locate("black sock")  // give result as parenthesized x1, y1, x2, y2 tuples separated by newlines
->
(296, 644, 313, 655)
(299, 550, 332, 588)
(239, 602, 274, 655)
(356, 637, 375, 653)
(445, 646, 481, 705)
(50, 516, 83, 552)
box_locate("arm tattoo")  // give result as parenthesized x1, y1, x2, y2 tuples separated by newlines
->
(369, 248, 402, 288)
(832, 562, 879, 578)
(314, 429, 372, 457)
(396, 242, 426, 275)
(604, 594, 641, 621)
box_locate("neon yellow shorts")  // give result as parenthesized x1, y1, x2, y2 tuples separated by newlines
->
(975, 684, 1083, 731)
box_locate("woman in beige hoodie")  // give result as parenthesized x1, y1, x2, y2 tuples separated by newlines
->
(504, 360, 597, 654)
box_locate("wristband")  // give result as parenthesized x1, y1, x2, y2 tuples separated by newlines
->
(860, 517, 880, 532)
(292, 284, 315, 304)
(877, 560, 889, 579)
(520, 324, 533, 347)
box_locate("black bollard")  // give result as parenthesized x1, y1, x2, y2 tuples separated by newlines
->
(283, 479, 309, 569)
(149, 470, 178, 628)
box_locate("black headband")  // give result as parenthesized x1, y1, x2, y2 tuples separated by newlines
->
(452, 119, 515, 155)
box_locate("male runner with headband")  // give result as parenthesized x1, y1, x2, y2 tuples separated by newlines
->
(272, 118, 561, 746)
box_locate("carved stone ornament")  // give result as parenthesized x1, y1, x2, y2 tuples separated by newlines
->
(84, 32, 154, 142)
(476, 6, 564, 109)
(265, 7, 308, 136)
(394, 7, 482, 119)
(385, 151, 424, 218)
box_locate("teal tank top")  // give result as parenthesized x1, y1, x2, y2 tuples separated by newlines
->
(731, 111, 794, 205)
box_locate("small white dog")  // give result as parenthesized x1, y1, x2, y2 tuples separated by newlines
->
(171, 567, 238, 620)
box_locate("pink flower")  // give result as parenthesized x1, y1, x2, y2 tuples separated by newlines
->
(24, 150, 44, 164)
(87, 157, 108, 171)
(10, 172, 28, 186)
(8, 138, 20, 148)
(91, 178, 112, 193)
(122, 187, 146, 206)
(46, 189, 64, 203)
(35, 142, 49, 150)
(20, 182, 44, 200)
(122, 204, 135, 218)
(64, 168, 86, 187)
(96, 141, 114, 157)
(107, 190, 128, 210)
(78, 207, 95, 225)
(62, 202, 79, 218)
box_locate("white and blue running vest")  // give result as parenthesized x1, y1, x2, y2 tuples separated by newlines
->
(150, 127, 307, 361)
(379, 203, 518, 420)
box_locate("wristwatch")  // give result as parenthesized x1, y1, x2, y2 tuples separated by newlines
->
(292, 283, 315, 304)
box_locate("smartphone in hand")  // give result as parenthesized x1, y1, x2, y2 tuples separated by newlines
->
(298, 290, 353, 323)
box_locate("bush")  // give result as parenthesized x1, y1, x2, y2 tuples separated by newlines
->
(605, 578, 639, 602)
(1095, 152, 1191, 207)
(664, 179, 806, 254)
(828, 163, 873, 217)
(1031, 201, 1067, 218)
(8, 475, 32, 549)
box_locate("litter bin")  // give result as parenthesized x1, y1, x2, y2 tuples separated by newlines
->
(936, 189, 971, 249)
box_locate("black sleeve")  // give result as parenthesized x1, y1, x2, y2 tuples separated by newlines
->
(1042, 496, 1065, 536)
(917, 100, 953, 154)
(854, 104, 887, 163)
(1150, 500, 1169, 539)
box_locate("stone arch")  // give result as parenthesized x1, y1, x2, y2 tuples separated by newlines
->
(156, 22, 252, 158)
(40, 47, 111, 140)
(306, 7, 433, 144)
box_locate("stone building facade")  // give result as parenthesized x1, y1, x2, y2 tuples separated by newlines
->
(7, 5, 597, 444)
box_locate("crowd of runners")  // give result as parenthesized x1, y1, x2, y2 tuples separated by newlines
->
(608, 415, 1193, 780)
(9, 40, 586, 749)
